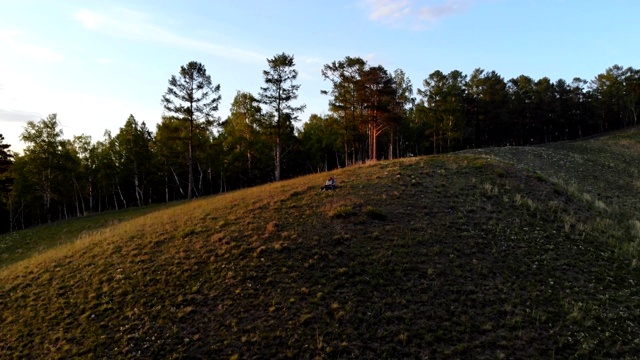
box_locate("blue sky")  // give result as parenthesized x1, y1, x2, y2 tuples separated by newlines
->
(1, 0, 638, 154)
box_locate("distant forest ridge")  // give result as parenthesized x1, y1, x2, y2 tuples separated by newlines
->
(0, 55, 638, 233)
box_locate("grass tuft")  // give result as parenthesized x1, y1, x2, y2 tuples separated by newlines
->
(329, 206, 354, 219)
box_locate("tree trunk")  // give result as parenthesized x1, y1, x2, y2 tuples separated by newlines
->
(220, 172, 227, 193)
(165, 173, 169, 203)
(117, 184, 127, 209)
(188, 116, 194, 199)
(275, 136, 281, 181)
(351, 142, 356, 166)
(198, 163, 204, 197)
(79, 189, 85, 215)
(113, 191, 119, 211)
(133, 162, 142, 207)
(208, 166, 213, 195)
(324, 153, 328, 172)
(247, 150, 253, 186)
(89, 181, 93, 213)
(9, 198, 13, 232)
(389, 128, 394, 160)
(433, 129, 437, 155)
(344, 133, 349, 167)
(73, 178, 85, 215)
(20, 198, 25, 230)
(171, 167, 185, 197)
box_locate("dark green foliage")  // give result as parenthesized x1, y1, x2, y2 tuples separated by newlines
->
(13, 114, 79, 225)
(0, 134, 13, 233)
(114, 115, 154, 207)
(299, 114, 342, 172)
(0, 134, 11, 176)
(220, 91, 270, 187)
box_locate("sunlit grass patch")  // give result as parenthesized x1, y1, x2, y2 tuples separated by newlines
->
(483, 182, 499, 196)
(329, 206, 354, 219)
(514, 193, 537, 211)
(594, 199, 609, 212)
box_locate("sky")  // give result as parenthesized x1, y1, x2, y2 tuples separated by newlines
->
(1, 0, 638, 154)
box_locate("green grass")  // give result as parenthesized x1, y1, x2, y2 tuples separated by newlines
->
(2, 128, 640, 358)
(0, 201, 184, 269)
(470, 126, 640, 263)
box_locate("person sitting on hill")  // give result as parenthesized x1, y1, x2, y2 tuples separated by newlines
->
(321, 176, 337, 191)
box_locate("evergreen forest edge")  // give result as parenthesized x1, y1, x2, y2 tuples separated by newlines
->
(0, 55, 638, 233)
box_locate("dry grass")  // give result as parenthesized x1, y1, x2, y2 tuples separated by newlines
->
(2, 128, 640, 358)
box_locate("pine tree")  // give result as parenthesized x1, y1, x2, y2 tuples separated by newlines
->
(259, 53, 305, 181)
(162, 61, 221, 199)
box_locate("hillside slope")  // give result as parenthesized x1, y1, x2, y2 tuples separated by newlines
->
(2, 130, 640, 359)
(473, 126, 640, 259)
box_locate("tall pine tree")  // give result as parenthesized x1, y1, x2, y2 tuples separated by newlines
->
(259, 53, 305, 181)
(162, 61, 221, 199)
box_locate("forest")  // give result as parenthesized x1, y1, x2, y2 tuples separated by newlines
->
(0, 54, 638, 233)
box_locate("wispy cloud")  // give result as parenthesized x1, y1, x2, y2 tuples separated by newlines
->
(0, 108, 41, 123)
(363, 0, 476, 28)
(367, 0, 412, 21)
(299, 56, 323, 65)
(74, 8, 266, 64)
(0, 30, 64, 62)
(418, 0, 471, 21)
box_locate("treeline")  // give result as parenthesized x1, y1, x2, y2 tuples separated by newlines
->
(0, 55, 638, 233)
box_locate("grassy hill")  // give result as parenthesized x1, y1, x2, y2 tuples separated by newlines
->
(2, 128, 640, 359)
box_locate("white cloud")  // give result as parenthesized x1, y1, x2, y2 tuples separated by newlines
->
(74, 8, 266, 64)
(0, 30, 64, 62)
(0, 108, 41, 123)
(75, 9, 108, 30)
(367, 0, 412, 21)
(363, 0, 476, 27)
